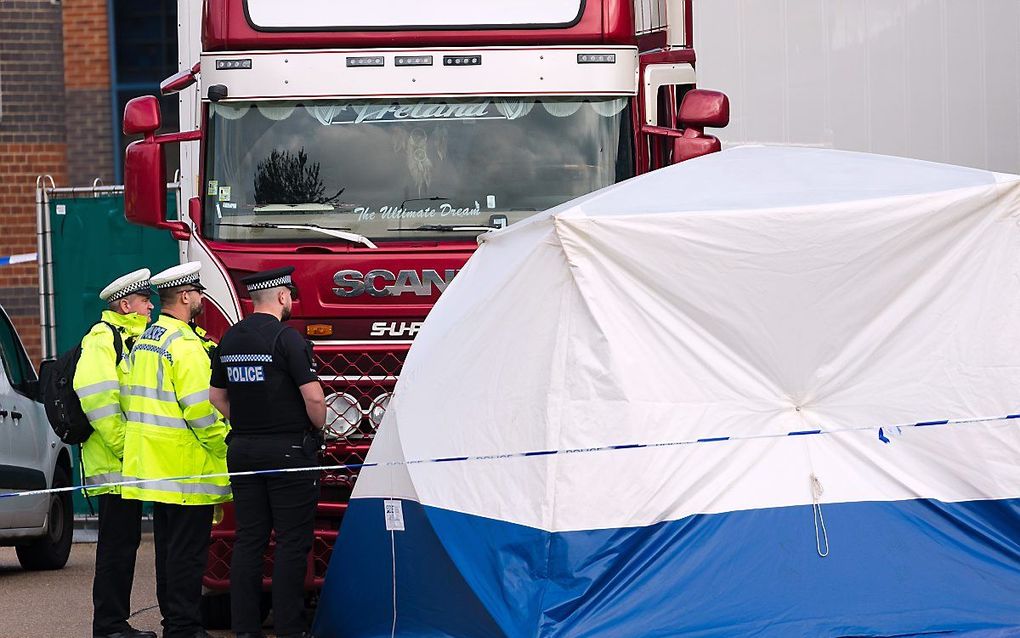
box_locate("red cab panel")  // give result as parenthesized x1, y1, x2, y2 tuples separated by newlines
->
(204, 0, 636, 50)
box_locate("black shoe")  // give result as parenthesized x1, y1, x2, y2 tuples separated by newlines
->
(94, 629, 158, 638)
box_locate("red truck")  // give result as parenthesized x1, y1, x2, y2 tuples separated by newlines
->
(121, 0, 727, 626)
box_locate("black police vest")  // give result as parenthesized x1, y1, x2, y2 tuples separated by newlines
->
(217, 315, 310, 435)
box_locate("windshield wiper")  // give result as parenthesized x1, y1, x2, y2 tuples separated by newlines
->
(401, 196, 449, 208)
(388, 224, 501, 233)
(219, 222, 378, 249)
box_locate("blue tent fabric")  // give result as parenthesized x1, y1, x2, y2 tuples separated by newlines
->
(314, 496, 1020, 637)
(312, 147, 1020, 637)
(315, 499, 506, 638)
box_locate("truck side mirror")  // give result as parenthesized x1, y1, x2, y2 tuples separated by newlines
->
(123, 96, 162, 137)
(122, 96, 191, 240)
(677, 89, 730, 132)
(673, 89, 729, 163)
(161, 62, 200, 96)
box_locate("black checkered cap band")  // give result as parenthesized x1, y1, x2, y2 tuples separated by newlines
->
(246, 275, 293, 293)
(107, 279, 152, 302)
(154, 273, 200, 290)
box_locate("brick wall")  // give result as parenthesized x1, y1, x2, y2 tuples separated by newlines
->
(0, 143, 67, 362)
(0, 0, 69, 364)
(0, 0, 118, 365)
(65, 86, 113, 185)
(63, 0, 114, 186)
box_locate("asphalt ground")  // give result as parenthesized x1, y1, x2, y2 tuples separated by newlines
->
(0, 534, 253, 638)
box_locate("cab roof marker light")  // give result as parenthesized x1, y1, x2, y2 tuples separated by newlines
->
(215, 58, 252, 70)
(395, 55, 433, 67)
(347, 56, 385, 67)
(443, 55, 482, 67)
(577, 53, 616, 64)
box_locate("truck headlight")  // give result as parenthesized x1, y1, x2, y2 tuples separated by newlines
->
(324, 392, 361, 439)
(368, 393, 391, 430)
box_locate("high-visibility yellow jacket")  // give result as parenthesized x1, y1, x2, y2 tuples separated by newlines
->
(73, 310, 148, 496)
(192, 323, 218, 358)
(120, 314, 231, 505)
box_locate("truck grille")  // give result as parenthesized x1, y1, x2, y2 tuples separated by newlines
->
(316, 347, 407, 444)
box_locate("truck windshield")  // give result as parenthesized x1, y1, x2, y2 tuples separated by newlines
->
(203, 97, 633, 243)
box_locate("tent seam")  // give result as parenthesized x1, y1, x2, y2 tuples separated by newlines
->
(557, 180, 1017, 224)
(532, 218, 597, 637)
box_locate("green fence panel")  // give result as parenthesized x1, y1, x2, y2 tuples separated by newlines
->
(48, 194, 179, 514)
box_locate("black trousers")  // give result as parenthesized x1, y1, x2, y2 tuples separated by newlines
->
(153, 502, 214, 638)
(227, 434, 319, 636)
(93, 493, 143, 635)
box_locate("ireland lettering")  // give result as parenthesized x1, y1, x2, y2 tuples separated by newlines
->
(349, 101, 492, 124)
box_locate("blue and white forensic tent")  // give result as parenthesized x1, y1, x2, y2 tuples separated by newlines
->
(313, 146, 1020, 637)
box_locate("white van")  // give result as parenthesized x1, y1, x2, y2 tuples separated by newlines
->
(0, 303, 73, 569)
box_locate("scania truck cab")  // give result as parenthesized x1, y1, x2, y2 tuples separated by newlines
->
(122, 0, 727, 624)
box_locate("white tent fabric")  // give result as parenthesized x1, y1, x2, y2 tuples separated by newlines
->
(315, 146, 1020, 638)
(357, 145, 1020, 530)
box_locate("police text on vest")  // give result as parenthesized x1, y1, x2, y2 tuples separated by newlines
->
(227, 365, 265, 383)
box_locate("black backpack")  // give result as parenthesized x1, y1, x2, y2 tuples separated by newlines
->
(39, 322, 124, 445)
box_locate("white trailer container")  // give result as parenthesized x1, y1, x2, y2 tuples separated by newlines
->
(693, 0, 1020, 173)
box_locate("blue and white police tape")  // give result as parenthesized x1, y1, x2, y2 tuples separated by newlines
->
(0, 252, 37, 267)
(1, 411, 1017, 500)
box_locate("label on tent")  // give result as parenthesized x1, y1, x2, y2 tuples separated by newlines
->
(56, 204, 66, 215)
(384, 500, 405, 531)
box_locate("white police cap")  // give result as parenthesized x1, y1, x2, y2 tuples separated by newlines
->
(99, 268, 152, 302)
(150, 261, 207, 291)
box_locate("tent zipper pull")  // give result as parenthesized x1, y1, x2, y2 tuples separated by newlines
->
(811, 473, 830, 558)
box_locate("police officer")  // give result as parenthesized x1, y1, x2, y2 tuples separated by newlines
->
(209, 267, 325, 638)
(75, 268, 156, 638)
(121, 262, 231, 638)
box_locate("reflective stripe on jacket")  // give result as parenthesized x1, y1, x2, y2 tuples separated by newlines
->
(121, 314, 231, 505)
(73, 310, 147, 496)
